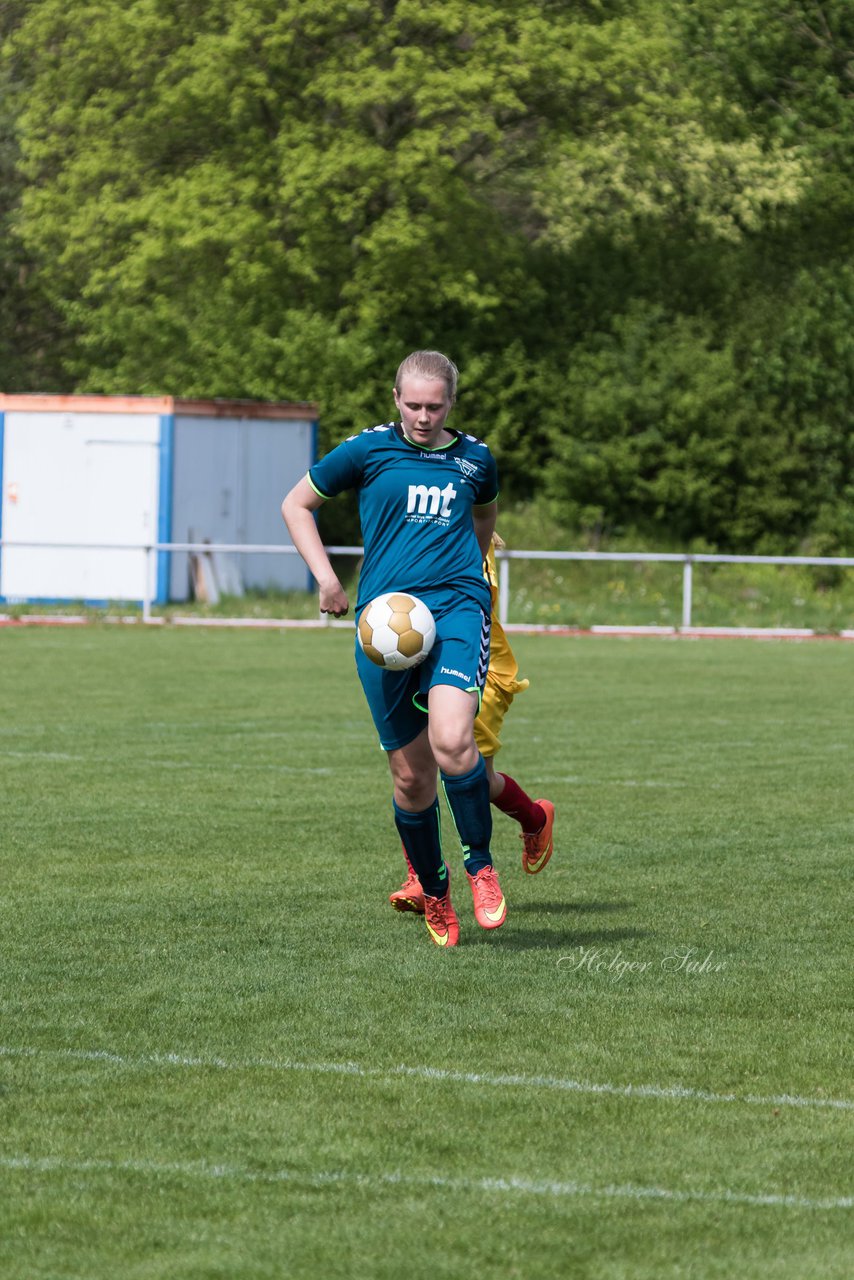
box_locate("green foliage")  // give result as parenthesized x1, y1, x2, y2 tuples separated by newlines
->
(0, 0, 67, 389)
(544, 272, 854, 552)
(533, 4, 807, 250)
(544, 307, 742, 544)
(6, 0, 557, 415)
(2, 0, 854, 550)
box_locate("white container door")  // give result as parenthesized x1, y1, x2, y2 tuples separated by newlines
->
(1, 411, 160, 601)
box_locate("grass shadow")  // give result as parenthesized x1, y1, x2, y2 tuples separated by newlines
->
(511, 899, 634, 916)
(475, 925, 654, 951)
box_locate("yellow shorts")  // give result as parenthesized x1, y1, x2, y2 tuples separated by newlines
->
(474, 671, 529, 758)
(474, 606, 528, 757)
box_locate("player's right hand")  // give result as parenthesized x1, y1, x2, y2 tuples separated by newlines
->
(319, 580, 349, 617)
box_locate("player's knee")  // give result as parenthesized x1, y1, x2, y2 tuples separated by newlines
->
(389, 760, 433, 809)
(394, 777, 435, 810)
(429, 729, 477, 775)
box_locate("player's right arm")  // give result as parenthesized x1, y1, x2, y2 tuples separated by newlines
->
(281, 476, 349, 617)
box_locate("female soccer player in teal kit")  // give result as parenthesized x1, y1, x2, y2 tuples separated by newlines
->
(282, 350, 504, 947)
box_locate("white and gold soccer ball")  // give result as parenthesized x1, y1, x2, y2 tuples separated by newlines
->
(357, 592, 436, 670)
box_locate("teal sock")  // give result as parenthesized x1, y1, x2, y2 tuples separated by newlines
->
(392, 798, 448, 898)
(441, 756, 493, 877)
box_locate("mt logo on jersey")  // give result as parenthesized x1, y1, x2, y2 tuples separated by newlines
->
(406, 481, 458, 522)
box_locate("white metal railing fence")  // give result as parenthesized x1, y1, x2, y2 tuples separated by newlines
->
(494, 548, 854, 631)
(2, 539, 854, 632)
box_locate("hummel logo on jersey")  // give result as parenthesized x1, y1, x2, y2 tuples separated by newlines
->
(440, 665, 472, 682)
(406, 481, 458, 521)
(454, 457, 479, 480)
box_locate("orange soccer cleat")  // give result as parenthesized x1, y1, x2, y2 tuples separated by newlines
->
(467, 864, 507, 930)
(389, 869, 426, 914)
(423, 889, 460, 948)
(521, 799, 555, 875)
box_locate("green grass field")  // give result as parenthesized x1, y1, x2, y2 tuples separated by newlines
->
(1, 625, 851, 1279)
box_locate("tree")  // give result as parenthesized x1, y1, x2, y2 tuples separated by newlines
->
(0, 0, 67, 389)
(5, 0, 852, 550)
(7, 2, 569, 423)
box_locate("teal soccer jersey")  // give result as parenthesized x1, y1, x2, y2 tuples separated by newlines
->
(308, 423, 498, 613)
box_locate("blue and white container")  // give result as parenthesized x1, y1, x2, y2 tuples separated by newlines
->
(0, 394, 317, 605)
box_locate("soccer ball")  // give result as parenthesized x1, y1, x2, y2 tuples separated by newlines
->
(357, 592, 436, 670)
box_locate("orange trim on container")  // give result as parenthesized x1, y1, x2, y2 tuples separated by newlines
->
(0, 394, 173, 414)
(0, 394, 318, 419)
(172, 398, 318, 419)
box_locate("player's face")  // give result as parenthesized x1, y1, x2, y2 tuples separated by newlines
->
(393, 376, 454, 448)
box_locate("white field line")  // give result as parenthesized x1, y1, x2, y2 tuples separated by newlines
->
(0, 1153, 849, 1211)
(532, 774, 703, 789)
(0, 749, 332, 774)
(1, 750, 713, 787)
(0, 751, 715, 786)
(2, 1045, 852, 1113)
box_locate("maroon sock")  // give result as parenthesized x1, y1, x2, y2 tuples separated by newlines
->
(493, 773, 545, 834)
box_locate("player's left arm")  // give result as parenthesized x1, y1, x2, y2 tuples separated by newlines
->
(472, 501, 497, 561)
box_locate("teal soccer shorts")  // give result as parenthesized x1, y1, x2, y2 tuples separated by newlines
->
(355, 597, 490, 751)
